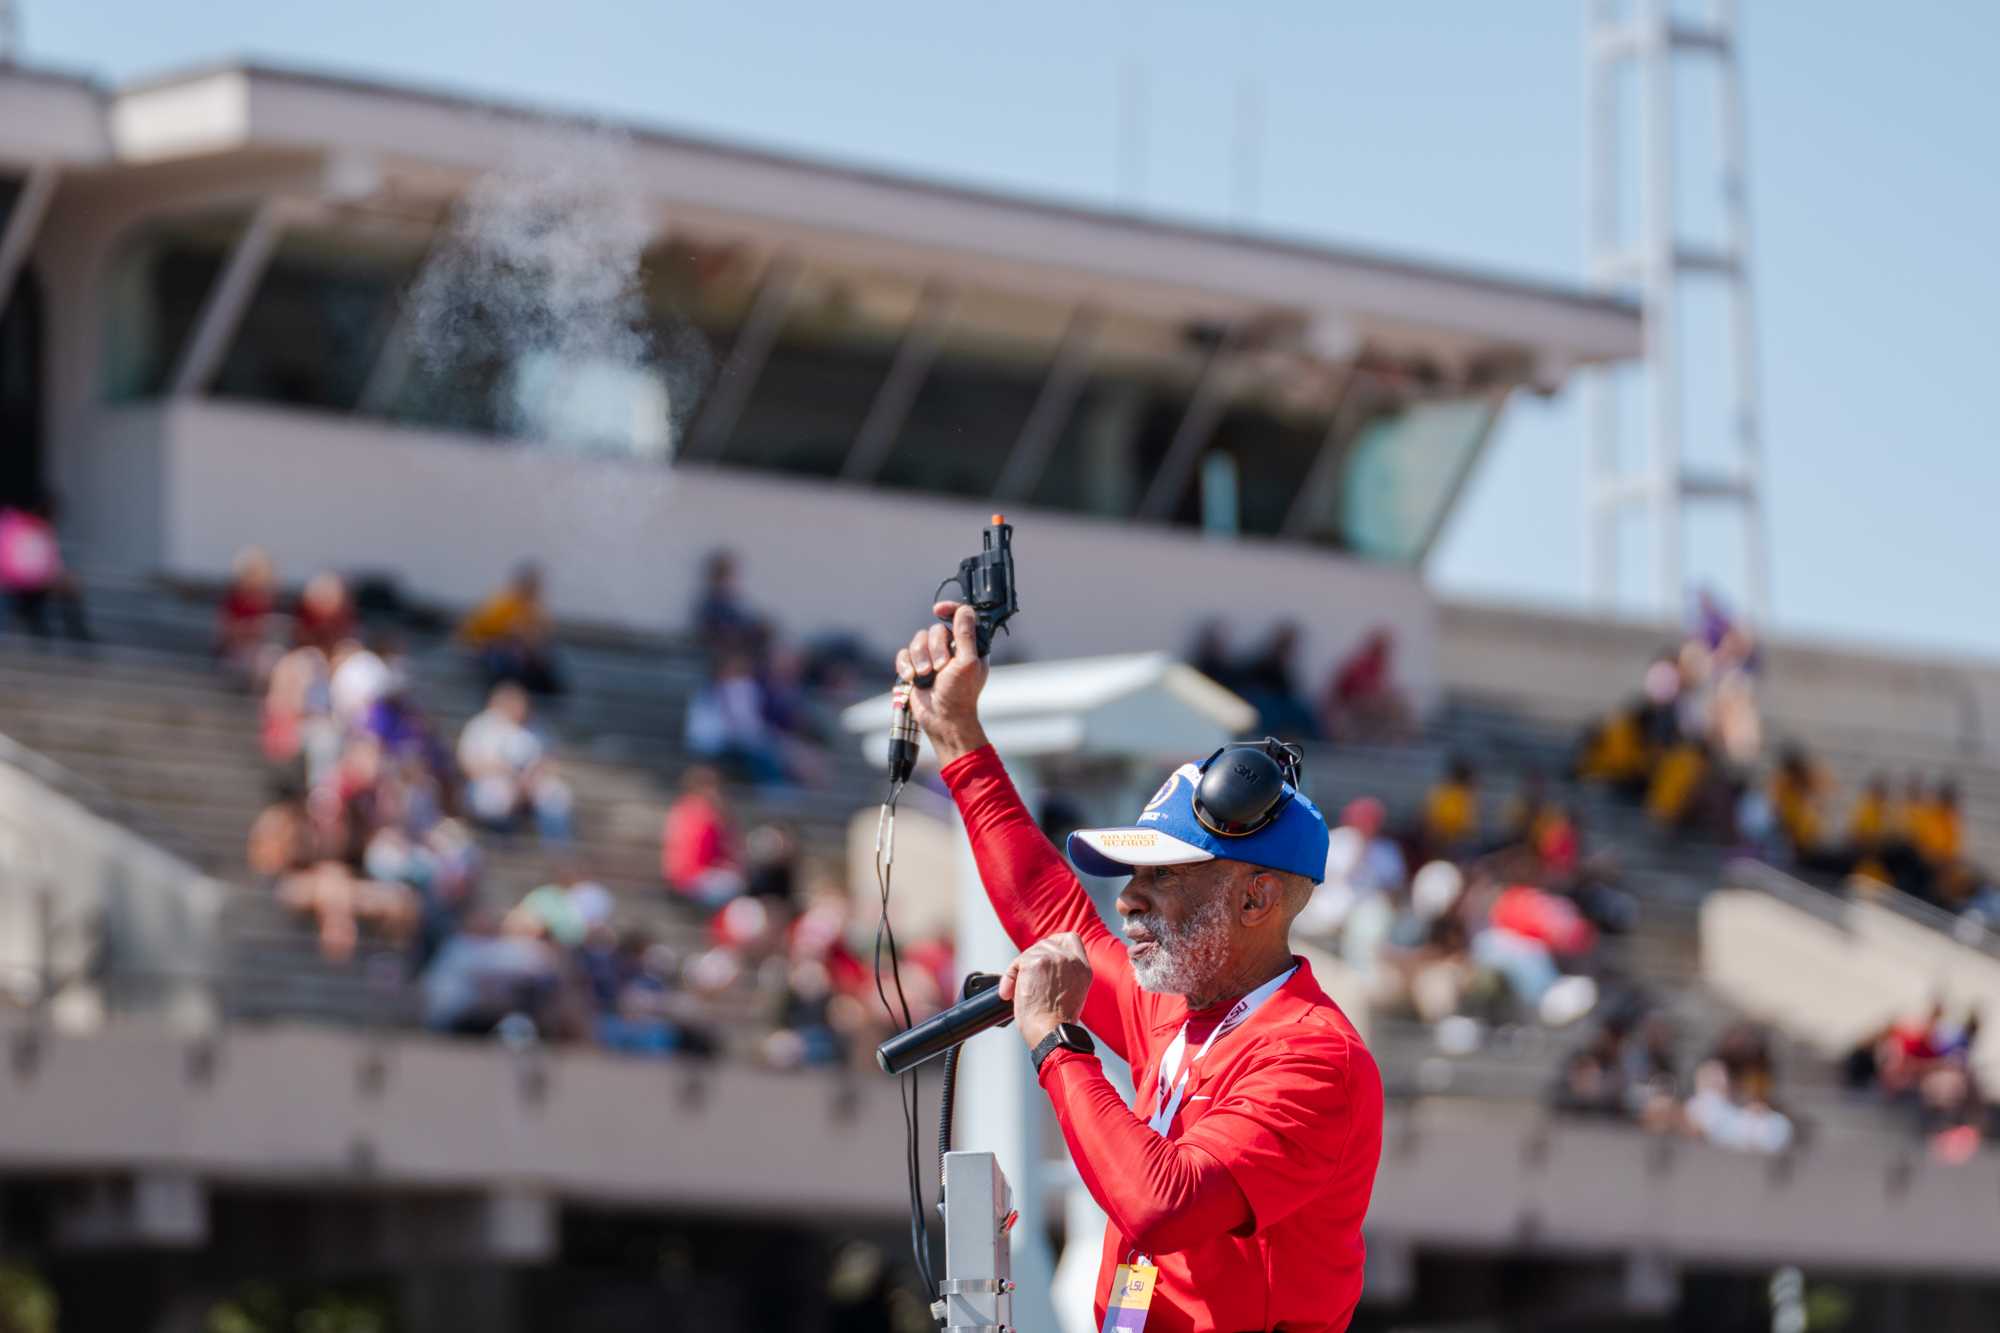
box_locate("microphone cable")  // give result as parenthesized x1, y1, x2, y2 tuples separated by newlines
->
(872, 773, 939, 1304)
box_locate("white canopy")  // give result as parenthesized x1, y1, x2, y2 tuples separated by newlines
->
(840, 651, 1255, 769)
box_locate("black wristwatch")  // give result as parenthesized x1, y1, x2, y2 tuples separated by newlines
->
(1031, 1022, 1096, 1074)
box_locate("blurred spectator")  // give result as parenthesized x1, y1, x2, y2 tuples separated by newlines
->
(757, 645, 833, 784)
(1574, 703, 1653, 797)
(1499, 771, 1548, 848)
(1846, 774, 1893, 875)
(1234, 621, 1318, 740)
(686, 652, 789, 785)
(591, 932, 705, 1058)
(364, 682, 453, 795)
(456, 682, 573, 842)
(694, 549, 762, 650)
(1374, 861, 1474, 1024)
(0, 493, 90, 643)
(1675, 1021, 1793, 1154)
(507, 862, 614, 949)
(1475, 883, 1599, 1027)
(1644, 737, 1711, 831)
(663, 765, 745, 909)
(1554, 1020, 1638, 1119)
(330, 635, 399, 730)
(421, 908, 560, 1035)
(1327, 798, 1407, 979)
(216, 546, 283, 686)
(1638, 652, 1683, 748)
(249, 796, 418, 964)
(1342, 797, 1408, 897)
(1684, 1057, 1793, 1155)
(1912, 780, 1964, 880)
(261, 644, 340, 795)
(1186, 620, 1239, 692)
(459, 561, 565, 696)
(1319, 628, 1412, 743)
(293, 571, 356, 654)
(744, 822, 801, 904)
(1768, 745, 1846, 873)
(1421, 756, 1481, 857)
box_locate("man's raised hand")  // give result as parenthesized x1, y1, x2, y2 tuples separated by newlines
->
(893, 600, 989, 766)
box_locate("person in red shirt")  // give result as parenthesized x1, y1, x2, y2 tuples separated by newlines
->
(661, 765, 746, 909)
(899, 602, 1383, 1333)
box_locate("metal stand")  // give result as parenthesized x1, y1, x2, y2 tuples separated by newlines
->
(936, 1152, 1018, 1333)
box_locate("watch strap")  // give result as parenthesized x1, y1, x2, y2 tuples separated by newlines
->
(1032, 1023, 1095, 1074)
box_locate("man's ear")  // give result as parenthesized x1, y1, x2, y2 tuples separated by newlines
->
(1240, 868, 1282, 924)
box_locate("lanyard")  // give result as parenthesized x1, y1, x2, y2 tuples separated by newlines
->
(1146, 964, 1295, 1135)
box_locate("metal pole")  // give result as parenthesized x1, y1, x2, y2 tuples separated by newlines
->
(0, 164, 57, 322)
(1715, 0, 1771, 625)
(995, 306, 1100, 503)
(169, 198, 291, 398)
(1137, 332, 1236, 522)
(1639, 0, 1683, 617)
(1584, 1, 1621, 606)
(34, 885, 53, 1018)
(953, 761, 1058, 1333)
(841, 281, 954, 483)
(679, 254, 800, 463)
(1279, 360, 1366, 539)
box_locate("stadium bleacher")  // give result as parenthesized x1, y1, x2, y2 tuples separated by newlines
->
(3, 565, 1981, 1163)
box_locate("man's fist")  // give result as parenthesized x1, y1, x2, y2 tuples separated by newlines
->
(1000, 932, 1093, 1051)
(893, 600, 989, 766)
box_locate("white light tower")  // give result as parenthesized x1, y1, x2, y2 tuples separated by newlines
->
(1585, 0, 1769, 623)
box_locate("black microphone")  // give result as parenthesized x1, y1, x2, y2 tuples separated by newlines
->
(875, 972, 1012, 1075)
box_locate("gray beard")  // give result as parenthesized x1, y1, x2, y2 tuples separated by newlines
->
(1125, 888, 1234, 998)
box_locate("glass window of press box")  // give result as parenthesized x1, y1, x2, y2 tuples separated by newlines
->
(95, 211, 1499, 562)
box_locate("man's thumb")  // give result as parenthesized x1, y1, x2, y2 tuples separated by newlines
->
(953, 604, 980, 663)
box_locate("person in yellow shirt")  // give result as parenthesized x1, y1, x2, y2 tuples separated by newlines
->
(1422, 756, 1481, 855)
(1768, 747, 1825, 856)
(1845, 774, 1895, 889)
(1646, 739, 1709, 829)
(1846, 774, 1891, 855)
(459, 563, 564, 696)
(1576, 704, 1652, 797)
(1912, 781, 1965, 868)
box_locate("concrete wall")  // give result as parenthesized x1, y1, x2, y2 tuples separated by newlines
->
(0, 1017, 917, 1219)
(1370, 1095, 2000, 1276)
(0, 740, 221, 1028)
(4, 1012, 1994, 1275)
(105, 400, 1438, 708)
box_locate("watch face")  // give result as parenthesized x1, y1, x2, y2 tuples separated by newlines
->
(1056, 1023, 1093, 1051)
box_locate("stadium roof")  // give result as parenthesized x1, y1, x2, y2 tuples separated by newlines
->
(0, 60, 1639, 379)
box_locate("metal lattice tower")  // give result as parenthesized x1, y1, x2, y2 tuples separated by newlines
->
(1585, 0, 1769, 622)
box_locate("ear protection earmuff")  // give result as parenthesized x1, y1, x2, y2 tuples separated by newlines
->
(1191, 737, 1305, 837)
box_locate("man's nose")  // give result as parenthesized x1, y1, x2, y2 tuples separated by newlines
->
(1115, 881, 1150, 918)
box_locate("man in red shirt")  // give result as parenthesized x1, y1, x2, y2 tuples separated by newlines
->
(898, 603, 1383, 1333)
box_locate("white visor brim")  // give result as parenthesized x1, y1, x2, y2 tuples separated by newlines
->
(1067, 827, 1216, 878)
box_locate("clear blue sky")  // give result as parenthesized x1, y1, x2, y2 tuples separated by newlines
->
(26, 0, 2000, 658)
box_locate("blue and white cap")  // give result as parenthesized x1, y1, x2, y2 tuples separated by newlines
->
(1066, 761, 1331, 884)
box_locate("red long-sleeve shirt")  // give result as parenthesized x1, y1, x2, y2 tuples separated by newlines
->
(942, 745, 1383, 1333)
